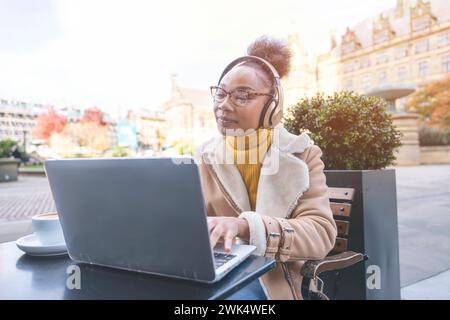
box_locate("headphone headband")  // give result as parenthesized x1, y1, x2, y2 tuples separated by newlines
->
(217, 55, 281, 84)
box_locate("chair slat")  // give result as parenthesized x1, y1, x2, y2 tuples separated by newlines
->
(330, 202, 352, 217)
(332, 237, 348, 253)
(335, 220, 350, 236)
(329, 187, 355, 201)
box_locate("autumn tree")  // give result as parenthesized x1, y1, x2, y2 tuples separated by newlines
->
(67, 122, 112, 154)
(81, 107, 107, 126)
(428, 90, 450, 129)
(33, 108, 67, 142)
(406, 74, 450, 129)
(50, 122, 112, 157)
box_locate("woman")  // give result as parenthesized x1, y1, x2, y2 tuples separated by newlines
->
(195, 36, 337, 300)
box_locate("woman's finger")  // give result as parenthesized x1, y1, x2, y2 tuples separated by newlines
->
(224, 231, 234, 253)
(210, 225, 223, 249)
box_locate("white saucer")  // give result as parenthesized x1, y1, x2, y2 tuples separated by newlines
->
(16, 234, 68, 257)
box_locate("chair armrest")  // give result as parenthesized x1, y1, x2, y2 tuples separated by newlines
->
(300, 251, 365, 279)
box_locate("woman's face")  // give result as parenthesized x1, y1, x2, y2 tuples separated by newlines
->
(213, 65, 272, 135)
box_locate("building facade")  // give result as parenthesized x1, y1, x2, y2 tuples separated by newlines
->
(0, 99, 48, 146)
(161, 74, 216, 148)
(282, 34, 319, 107)
(315, 0, 450, 113)
(126, 108, 166, 151)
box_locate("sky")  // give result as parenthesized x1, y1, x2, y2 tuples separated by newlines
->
(0, 0, 396, 117)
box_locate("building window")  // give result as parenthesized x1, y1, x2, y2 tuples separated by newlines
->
(412, 16, 429, 32)
(415, 38, 429, 54)
(360, 57, 371, 69)
(362, 75, 371, 92)
(374, 30, 389, 45)
(418, 60, 429, 77)
(343, 61, 357, 73)
(442, 55, 450, 73)
(395, 46, 409, 59)
(398, 66, 408, 82)
(438, 32, 450, 48)
(376, 51, 389, 65)
(342, 42, 355, 55)
(379, 71, 388, 85)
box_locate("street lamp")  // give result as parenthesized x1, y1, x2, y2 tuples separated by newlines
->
(22, 130, 27, 154)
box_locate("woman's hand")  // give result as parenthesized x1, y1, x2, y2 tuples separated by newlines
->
(207, 217, 250, 253)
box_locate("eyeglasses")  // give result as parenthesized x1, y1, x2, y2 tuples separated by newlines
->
(210, 86, 273, 108)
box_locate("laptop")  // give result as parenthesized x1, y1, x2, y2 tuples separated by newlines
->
(44, 156, 255, 283)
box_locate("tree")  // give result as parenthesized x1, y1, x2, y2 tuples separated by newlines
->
(428, 90, 450, 129)
(33, 108, 67, 142)
(49, 131, 79, 157)
(50, 122, 112, 157)
(67, 122, 112, 154)
(171, 138, 194, 155)
(154, 129, 166, 155)
(406, 74, 450, 129)
(81, 107, 107, 126)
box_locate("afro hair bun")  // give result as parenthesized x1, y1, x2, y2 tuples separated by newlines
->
(247, 35, 292, 79)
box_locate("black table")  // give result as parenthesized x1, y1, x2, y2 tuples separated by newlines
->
(0, 241, 275, 300)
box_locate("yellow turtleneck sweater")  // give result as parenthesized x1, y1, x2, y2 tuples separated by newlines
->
(225, 128, 272, 211)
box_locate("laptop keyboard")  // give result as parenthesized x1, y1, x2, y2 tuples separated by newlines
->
(213, 252, 237, 269)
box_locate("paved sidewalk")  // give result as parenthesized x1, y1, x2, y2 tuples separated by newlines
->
(0, 176, 55, 221)
(0, 176, 55, 242)
(395, 164, 450, 288)
(401, 268, 450, 300)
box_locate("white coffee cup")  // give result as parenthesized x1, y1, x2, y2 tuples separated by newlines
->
(31, 212, 65, 245)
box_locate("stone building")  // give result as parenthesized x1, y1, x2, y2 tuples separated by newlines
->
(127, 108, 165, 151)
(0, 99, 48, 147)
(282, 0, 450, 165)
(161, 74, 216, 148)
(316, 0, 450, 113)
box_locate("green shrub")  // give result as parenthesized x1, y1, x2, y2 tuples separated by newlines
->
(284, 92, 402, 170)
(171, 139, 194, 155)
(111, 146, 129, 157)
(418, 126, 450, 146)
(0, 139, 18, 158)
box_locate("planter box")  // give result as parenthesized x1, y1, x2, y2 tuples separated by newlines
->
(420, 146, 450, 164)
(323, 169, 401, 300)
(18, 167, 46, 177)
(0, 158, 21, 182)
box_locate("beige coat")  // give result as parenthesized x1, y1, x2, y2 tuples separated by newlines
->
(195, 124, 337, 299)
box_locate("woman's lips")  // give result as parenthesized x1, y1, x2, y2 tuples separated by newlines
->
(216, 115, 237, 126)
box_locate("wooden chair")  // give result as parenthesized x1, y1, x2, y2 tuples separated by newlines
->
(300, 187, 368, 300)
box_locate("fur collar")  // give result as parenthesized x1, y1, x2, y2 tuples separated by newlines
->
(200, 124, 313, 218)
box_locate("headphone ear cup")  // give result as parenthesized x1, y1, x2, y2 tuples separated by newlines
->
(270, 102, 283, 127)
(261, 98, 277, 128)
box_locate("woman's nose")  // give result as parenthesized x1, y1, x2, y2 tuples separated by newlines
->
(216, 96, 234, 112)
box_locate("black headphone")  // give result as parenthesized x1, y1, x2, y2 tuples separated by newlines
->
(216, 55, 284, 128)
